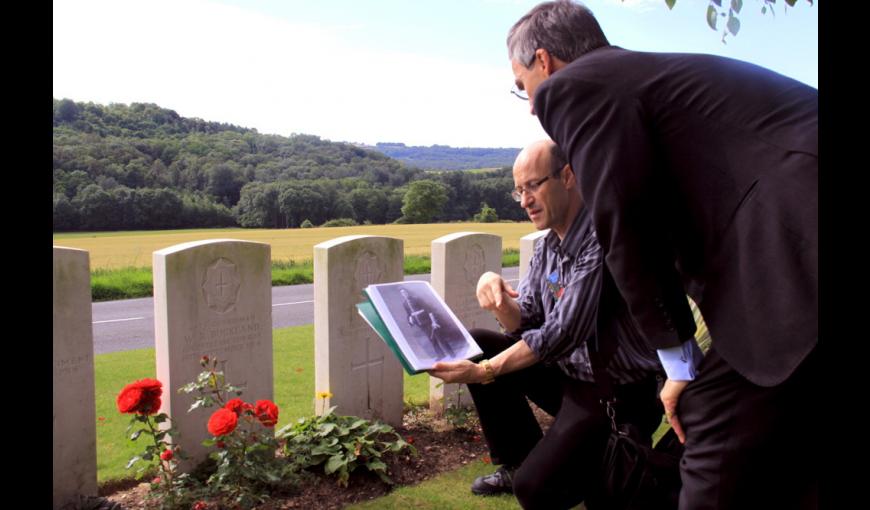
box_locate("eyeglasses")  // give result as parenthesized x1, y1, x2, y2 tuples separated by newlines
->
(511, 174, 552, 202)
(510, 85, 529, 101)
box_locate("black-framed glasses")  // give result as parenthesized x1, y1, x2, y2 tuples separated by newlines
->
(511, 174, 551, 202)
(510, 85, 529, 101)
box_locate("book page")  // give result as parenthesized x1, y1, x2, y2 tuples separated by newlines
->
(364, 280, 483, 371)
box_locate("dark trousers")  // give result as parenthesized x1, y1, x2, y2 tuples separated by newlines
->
(467, 329, 664, 510)
(678, 346, 818, 510)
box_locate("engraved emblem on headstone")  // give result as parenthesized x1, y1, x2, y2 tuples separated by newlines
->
(202, 257, 241, 313)
(355, 251, 382, 289)
(464, 244, 486, 283)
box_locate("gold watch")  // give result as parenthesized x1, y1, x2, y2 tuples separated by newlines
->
(479, 359, 496, 385)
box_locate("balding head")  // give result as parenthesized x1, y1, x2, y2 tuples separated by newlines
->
(512, 139, 581, 239)
(513, 139, 569, 182)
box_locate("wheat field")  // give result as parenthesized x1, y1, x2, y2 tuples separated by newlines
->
(52, 222, 538, 270)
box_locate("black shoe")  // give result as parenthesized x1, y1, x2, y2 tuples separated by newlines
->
(471, 465, 515, 496)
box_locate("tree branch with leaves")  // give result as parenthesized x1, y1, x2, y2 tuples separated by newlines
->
(653, 0, 815, 43)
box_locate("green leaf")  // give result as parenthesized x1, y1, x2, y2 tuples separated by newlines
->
(665, 0, 676, 9)
(325, 455, 346, 475)
(125, 456, 141, 469)
(375, 469, 394, 484)
(731, 0, 742, 12)
(710, 0, 722, 5)
(727, 12, 741, 35)
(317, 423, 337, 436)
(762, 5, 767, 14)
(706, 5, 718, 30)
(130, 429, 145, 441)
(366, 459, 387, 472)
(785, 0, 796, 5)
(187, 400, 207, 413)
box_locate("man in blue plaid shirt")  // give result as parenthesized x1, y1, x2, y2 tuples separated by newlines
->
(430, 139, 698, 509)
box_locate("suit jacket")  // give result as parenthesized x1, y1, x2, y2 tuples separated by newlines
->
(535, 46, 817, 386)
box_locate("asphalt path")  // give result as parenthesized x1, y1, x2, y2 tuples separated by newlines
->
(92, 267, 520, 355)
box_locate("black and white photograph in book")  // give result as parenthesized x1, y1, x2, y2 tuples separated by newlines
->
(366, 281, 482, 369)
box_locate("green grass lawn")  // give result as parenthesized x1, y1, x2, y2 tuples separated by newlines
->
(90, 249, 520, 301)
(95, 324, 431, 483)
(348, 460, 587, 510)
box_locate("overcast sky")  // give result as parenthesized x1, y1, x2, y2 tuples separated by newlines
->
(53, 0, 817, 148)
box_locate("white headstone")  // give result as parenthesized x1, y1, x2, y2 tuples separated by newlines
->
(519, 229, 550, 282)
(314, 235, 404, 426)
(53, 246, 97, 509)
(429, 232, 502, 414)
(154, 239, 273, 470)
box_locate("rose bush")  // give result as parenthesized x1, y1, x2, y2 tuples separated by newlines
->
(117, 378, 197, 509)
(180, 356, 297, 509)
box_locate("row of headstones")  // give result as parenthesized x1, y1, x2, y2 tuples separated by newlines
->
(53, 229, 549, 509)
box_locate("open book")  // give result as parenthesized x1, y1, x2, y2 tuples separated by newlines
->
(356, 280, 483, 375)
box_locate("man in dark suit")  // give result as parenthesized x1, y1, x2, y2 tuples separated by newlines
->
(506, 2, 817, 509)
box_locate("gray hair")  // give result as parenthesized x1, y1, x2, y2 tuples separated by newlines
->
(507, 0, 609, 68)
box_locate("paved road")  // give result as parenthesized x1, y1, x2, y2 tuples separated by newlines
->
(92, 267, 521, 354)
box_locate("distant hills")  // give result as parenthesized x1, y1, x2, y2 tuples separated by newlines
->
(53, 98, 525, 231)
(367, 143, 520, 171)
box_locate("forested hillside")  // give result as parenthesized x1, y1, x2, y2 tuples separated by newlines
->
(53, 99, 526, 231)
(369, 143, 520, 170)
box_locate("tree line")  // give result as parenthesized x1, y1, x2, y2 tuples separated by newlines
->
(53, 98, 527, 231)
(371, 142, 520, 171)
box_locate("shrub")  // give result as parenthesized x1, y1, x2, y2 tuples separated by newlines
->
(277, 393, 416, 487)
(473, 202, 498, 223)
(299, 219, 314, 228)
(321, 218, 358, 227)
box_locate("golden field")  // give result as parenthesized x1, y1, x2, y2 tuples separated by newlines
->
(52, 222, 538, 270)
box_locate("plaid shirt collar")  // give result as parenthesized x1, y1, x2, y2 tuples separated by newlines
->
(543, 205, 593, 261)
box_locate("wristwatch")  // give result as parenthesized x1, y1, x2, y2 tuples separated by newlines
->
(479, 359, 495, 385)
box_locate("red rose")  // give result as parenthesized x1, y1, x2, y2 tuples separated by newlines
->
(160, 449, 173, 461)
(116, 379, 163, 415)
(207, 408, 238, 436)
(225, 398, 254, 416)
(254, 400, 279, 427)
(193, 502, 208, 510)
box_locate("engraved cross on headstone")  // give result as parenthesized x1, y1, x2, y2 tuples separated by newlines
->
(216, 270, 231, 296)
(351, 335, 384, 412)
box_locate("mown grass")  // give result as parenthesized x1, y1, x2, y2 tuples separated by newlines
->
(96, 324, 432, 484)
(348, 459, 587, 510)
(53, 222, 536, 271)
(90, 250, 521, 301)
(349, 460, 524, 510)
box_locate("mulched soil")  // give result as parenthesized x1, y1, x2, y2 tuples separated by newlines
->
(100, 404, 554, 510)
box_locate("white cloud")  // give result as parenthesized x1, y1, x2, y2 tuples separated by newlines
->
(602, 0, 670, 13)
(53, 0, 547, 147)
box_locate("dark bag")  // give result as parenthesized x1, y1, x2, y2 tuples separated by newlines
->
(600, 416, 684, 510)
